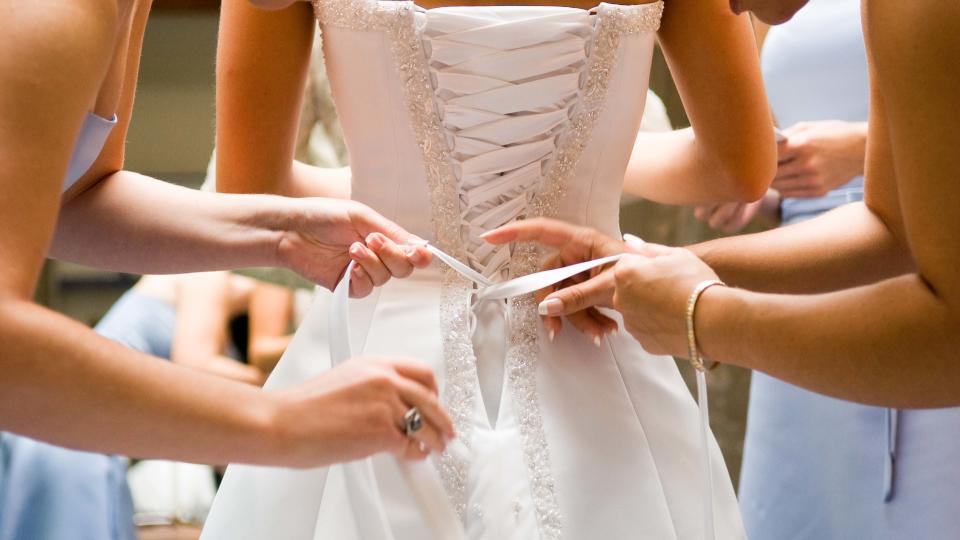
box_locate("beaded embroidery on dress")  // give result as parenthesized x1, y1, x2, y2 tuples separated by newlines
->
(202, 1, 746, 538)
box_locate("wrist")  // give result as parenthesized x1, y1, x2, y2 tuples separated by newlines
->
(848, 121, 869, 176)
(257, 196, 310, 271)
(215, 386, 289, 466)
(692, 284, 749, 368)
(252, 390, 299, 466)
(685, 280, 726, 369)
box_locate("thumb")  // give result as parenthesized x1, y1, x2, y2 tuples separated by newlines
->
(537, 271, 615, 317)
(623, 234, 674, 258)
(351, 202, 421, 245)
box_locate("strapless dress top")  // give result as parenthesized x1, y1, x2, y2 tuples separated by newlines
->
(63, 111, 117, 193)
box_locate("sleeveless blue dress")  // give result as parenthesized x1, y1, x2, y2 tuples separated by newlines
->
(738, 2, 960, 538)
(0, 112, 137, 540)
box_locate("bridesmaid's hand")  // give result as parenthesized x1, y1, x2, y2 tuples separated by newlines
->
(611, 242, 720, 357)
(483, 218, 630, 342)
(268, 356, 455, 467)
(277, 198, 432, 297)
(771, 120, 867, 199)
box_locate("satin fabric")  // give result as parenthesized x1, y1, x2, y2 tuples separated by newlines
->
(204, 3, 744, 539)
(63, 111, 117, 192)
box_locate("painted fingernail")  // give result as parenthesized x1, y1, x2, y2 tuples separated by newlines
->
(366, 233, 384, 250)
(411, 249, 430, 266)
(593, 335, 602, 348)
(538, 298, 563, 316)
(548, 328, 556, 342)
(623, 233, 644, 248)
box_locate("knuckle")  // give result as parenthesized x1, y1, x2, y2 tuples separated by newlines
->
(612, 292, 624, 312)
(371, 404, 397, 434)
(367, 372, 395, 393)
(613, 260, 637, 285)
(565, 287, 586, 309)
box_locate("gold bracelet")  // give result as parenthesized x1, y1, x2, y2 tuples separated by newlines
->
(685, 279, 726, 372)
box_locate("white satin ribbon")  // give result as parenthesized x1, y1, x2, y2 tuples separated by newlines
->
(330, 244, 715, 539)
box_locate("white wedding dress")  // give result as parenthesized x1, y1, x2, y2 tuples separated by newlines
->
(203, 1, 744, 538)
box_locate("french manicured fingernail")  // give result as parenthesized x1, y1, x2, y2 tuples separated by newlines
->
(538, 298, 563, 316)
(366, 233, 384, 250)
(593, 335, 602, 348)
(548, 328, 556, 342)
(409, 248, 429, 265)
(623, 233, 644, 248)
(407, 235, 427, 245)
(349, 243, 364, 258)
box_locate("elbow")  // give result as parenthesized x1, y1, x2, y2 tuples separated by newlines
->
(717, 164, 773, 203)
(246, 0, 298, 10)
(714, 147, 777, 203)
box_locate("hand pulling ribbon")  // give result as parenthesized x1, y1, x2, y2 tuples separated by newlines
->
(331, 243, 718, 539)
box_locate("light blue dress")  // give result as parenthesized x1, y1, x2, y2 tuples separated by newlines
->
(738, 1, 960, 538)
(0, 111, 139, 540)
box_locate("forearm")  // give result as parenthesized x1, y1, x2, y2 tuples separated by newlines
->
(624, 128, 768, 204)
(51, 171, 299, 274)
(692, 202, 913, 293)
(698, 274, 960, 408)
(276, 160, 350, 199)
(0, 300, 279, 463)
(177, 354, 266, 386)
(249, 335, 292, 373)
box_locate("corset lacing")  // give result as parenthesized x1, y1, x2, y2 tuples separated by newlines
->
(422, 8, 595, 282)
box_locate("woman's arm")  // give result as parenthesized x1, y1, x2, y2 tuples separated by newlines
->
(693, 0, 960, 406)
(171, 273, 267, 385)
(247, 281, 295, 375)
(52, 173, 426, 296)
(693, 200, 911, 294)
(623, 0, 776, 204)
(501, 1, 960, 407)
(216, 0, 347, 198)
(0, 1, 451, 464)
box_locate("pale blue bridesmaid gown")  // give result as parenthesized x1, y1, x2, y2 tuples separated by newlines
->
(0, 111, 137, 540)
(738, 1, 960, 539)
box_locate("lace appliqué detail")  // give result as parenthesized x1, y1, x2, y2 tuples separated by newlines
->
(504, 5, 662, 539)
(313, 0, 476, 519)
(312, 0, 663, 536)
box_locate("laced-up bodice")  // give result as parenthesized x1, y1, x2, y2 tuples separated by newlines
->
(316, 0, 662, 277)
(424, 8, 594, 279)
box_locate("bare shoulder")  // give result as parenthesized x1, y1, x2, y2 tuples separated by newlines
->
(0, 0, 118, 65)
(865, 0, 960, 68)
(863, 0, 960, 293)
